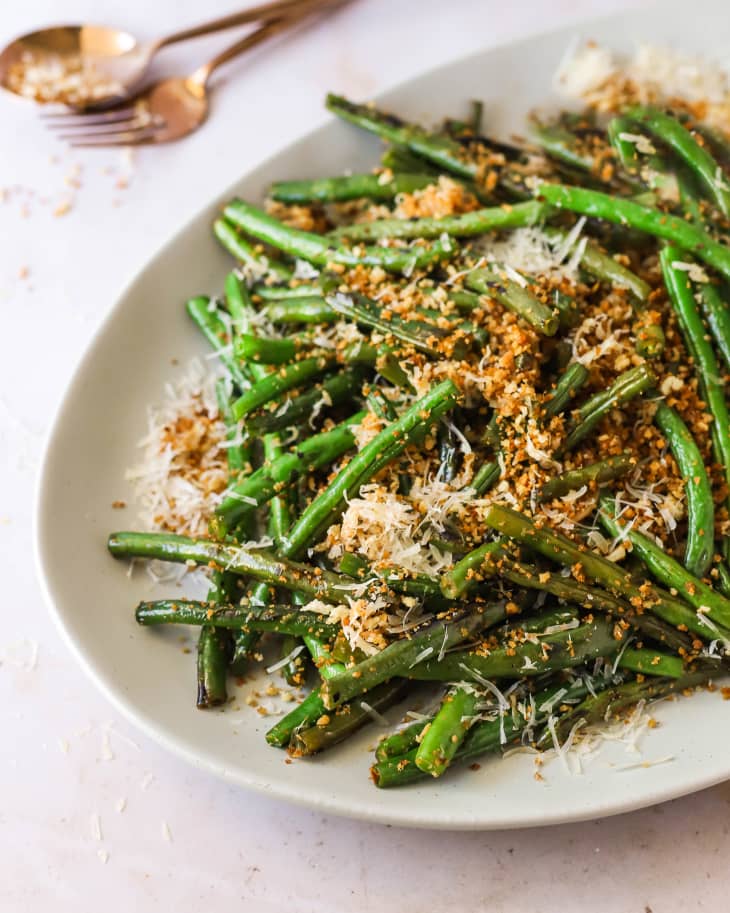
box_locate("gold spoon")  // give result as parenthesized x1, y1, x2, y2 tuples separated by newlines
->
(0, 0, 339, 109)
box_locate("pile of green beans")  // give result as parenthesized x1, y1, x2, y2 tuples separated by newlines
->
(109, 89, 730, 791)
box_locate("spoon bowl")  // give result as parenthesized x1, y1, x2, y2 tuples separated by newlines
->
(137, 76, 210, 143)
(0, 24, 146, 108)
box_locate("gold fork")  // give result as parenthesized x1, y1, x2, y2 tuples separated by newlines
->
(44, 0, 349, 147)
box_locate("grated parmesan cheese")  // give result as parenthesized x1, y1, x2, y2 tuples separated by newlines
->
(359, 701, 390, 726)
(557, 41, 730, 133)
(125, 357, 228, 538)
(473, 226, 586, 284)
(671, 261, 710, 283)
(554, 40, 618, 97)
(617, 131, 657, 155)
(326, 480, 477, 577)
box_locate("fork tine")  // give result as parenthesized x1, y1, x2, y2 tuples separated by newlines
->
(65, 126, 161, 148)
(56, 117, 153, 139)
(41, 106, 138, 126)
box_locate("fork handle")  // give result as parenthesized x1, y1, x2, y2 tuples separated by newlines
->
(187, 0, 347, 89)
(155, 0, 340, 49)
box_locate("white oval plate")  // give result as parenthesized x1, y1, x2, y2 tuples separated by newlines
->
(37, 0, 730, 829)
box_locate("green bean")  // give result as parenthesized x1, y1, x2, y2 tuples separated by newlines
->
(290, 680, 408, 756)
(337, 554, 444, 601)
(629, 190, 659, 207)
(196, 624, 231, 708)
(235, 332, 313, 365)
(327, 290, 452, 357)
(409, 620, 619, 682)
(539, 453, 635, 502)
(481, 504, 726, 640)
(334, 550, 371, 579)
(607, 116, 644, 174)
(263, 297, 337, 325)
(543, 363, 590, 420)
(470, 460, 500, 495)
(381, 144, 439, 174)
(492, 554, 626, 612)
(224, 270, 255, 330)
(229, 579, 267, 675)
(690, 121, 730, 170)
(262, 433, 291, 545)
(371, 676, 601, 788)
(515, 607, 580, 633)
(625, 106, 730, 216)
(537, 184, 730, 282)
(438, 422, 460, 483)
(465, 266, 559, 336)
(552, 289, 581, 329)
(542, 672, 711, 744)
(247, 367, 365, 435)
(186, 296, 249, 391)
(557, 364, 656, 455)
(327, 200, 548, 242)
(717, 563, 730, 599)
(276, 635, 307, 687)
(231, 354, 335, 422)
(214, 411, 364, 532)
(312, 632, 357, 666)
(598, 495, 730, 628)
(543, 226, 650, 301)
(375, 718, 430, 763)
(254, 283, 321, 301)
(532, 122, 600, 173)
(109, 531, 363, 604)
(617, 647, 685, 678)
(214, 379, 247, 477)
(213, 218, 293, 281)
(413, 304, 488, 349)
(480, 413, 500, 451)
(195, 571, 233, 708)
(439, 540, 504, 599)
(135, 601, 339, 639)
(632, 312, 666, 359)
(270, 172, 435, 203)
(304, 634, 345, 681)
(215, 369, 255, 539)
(443, 105, 488, 140)
(281, 379, 459, 560)
(445, 288, 483, 314)
(365, 388, 398, 422)
(342, 340, 413, 388)
(699, 282, 730, 372)
(265, 638, 346, 748)
(607, 116, 680, 198)
(653, 403, 715, 577)
(265, 689, 324, 748)
(676, 167, 710, 227)
(326, 93, 479, 180)
(320, 605, 505, 710)
(414, 686, 478, 777)
(661, 248, 730, 528)
(483, 554, 694, 654)
(224, 200, 456, 274)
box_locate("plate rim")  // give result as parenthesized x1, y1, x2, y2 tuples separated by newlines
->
(35, 0, 730, 830)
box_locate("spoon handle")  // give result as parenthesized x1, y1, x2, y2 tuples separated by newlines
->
(156, 0, 343, 49)
(187, 0, 348, 89)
